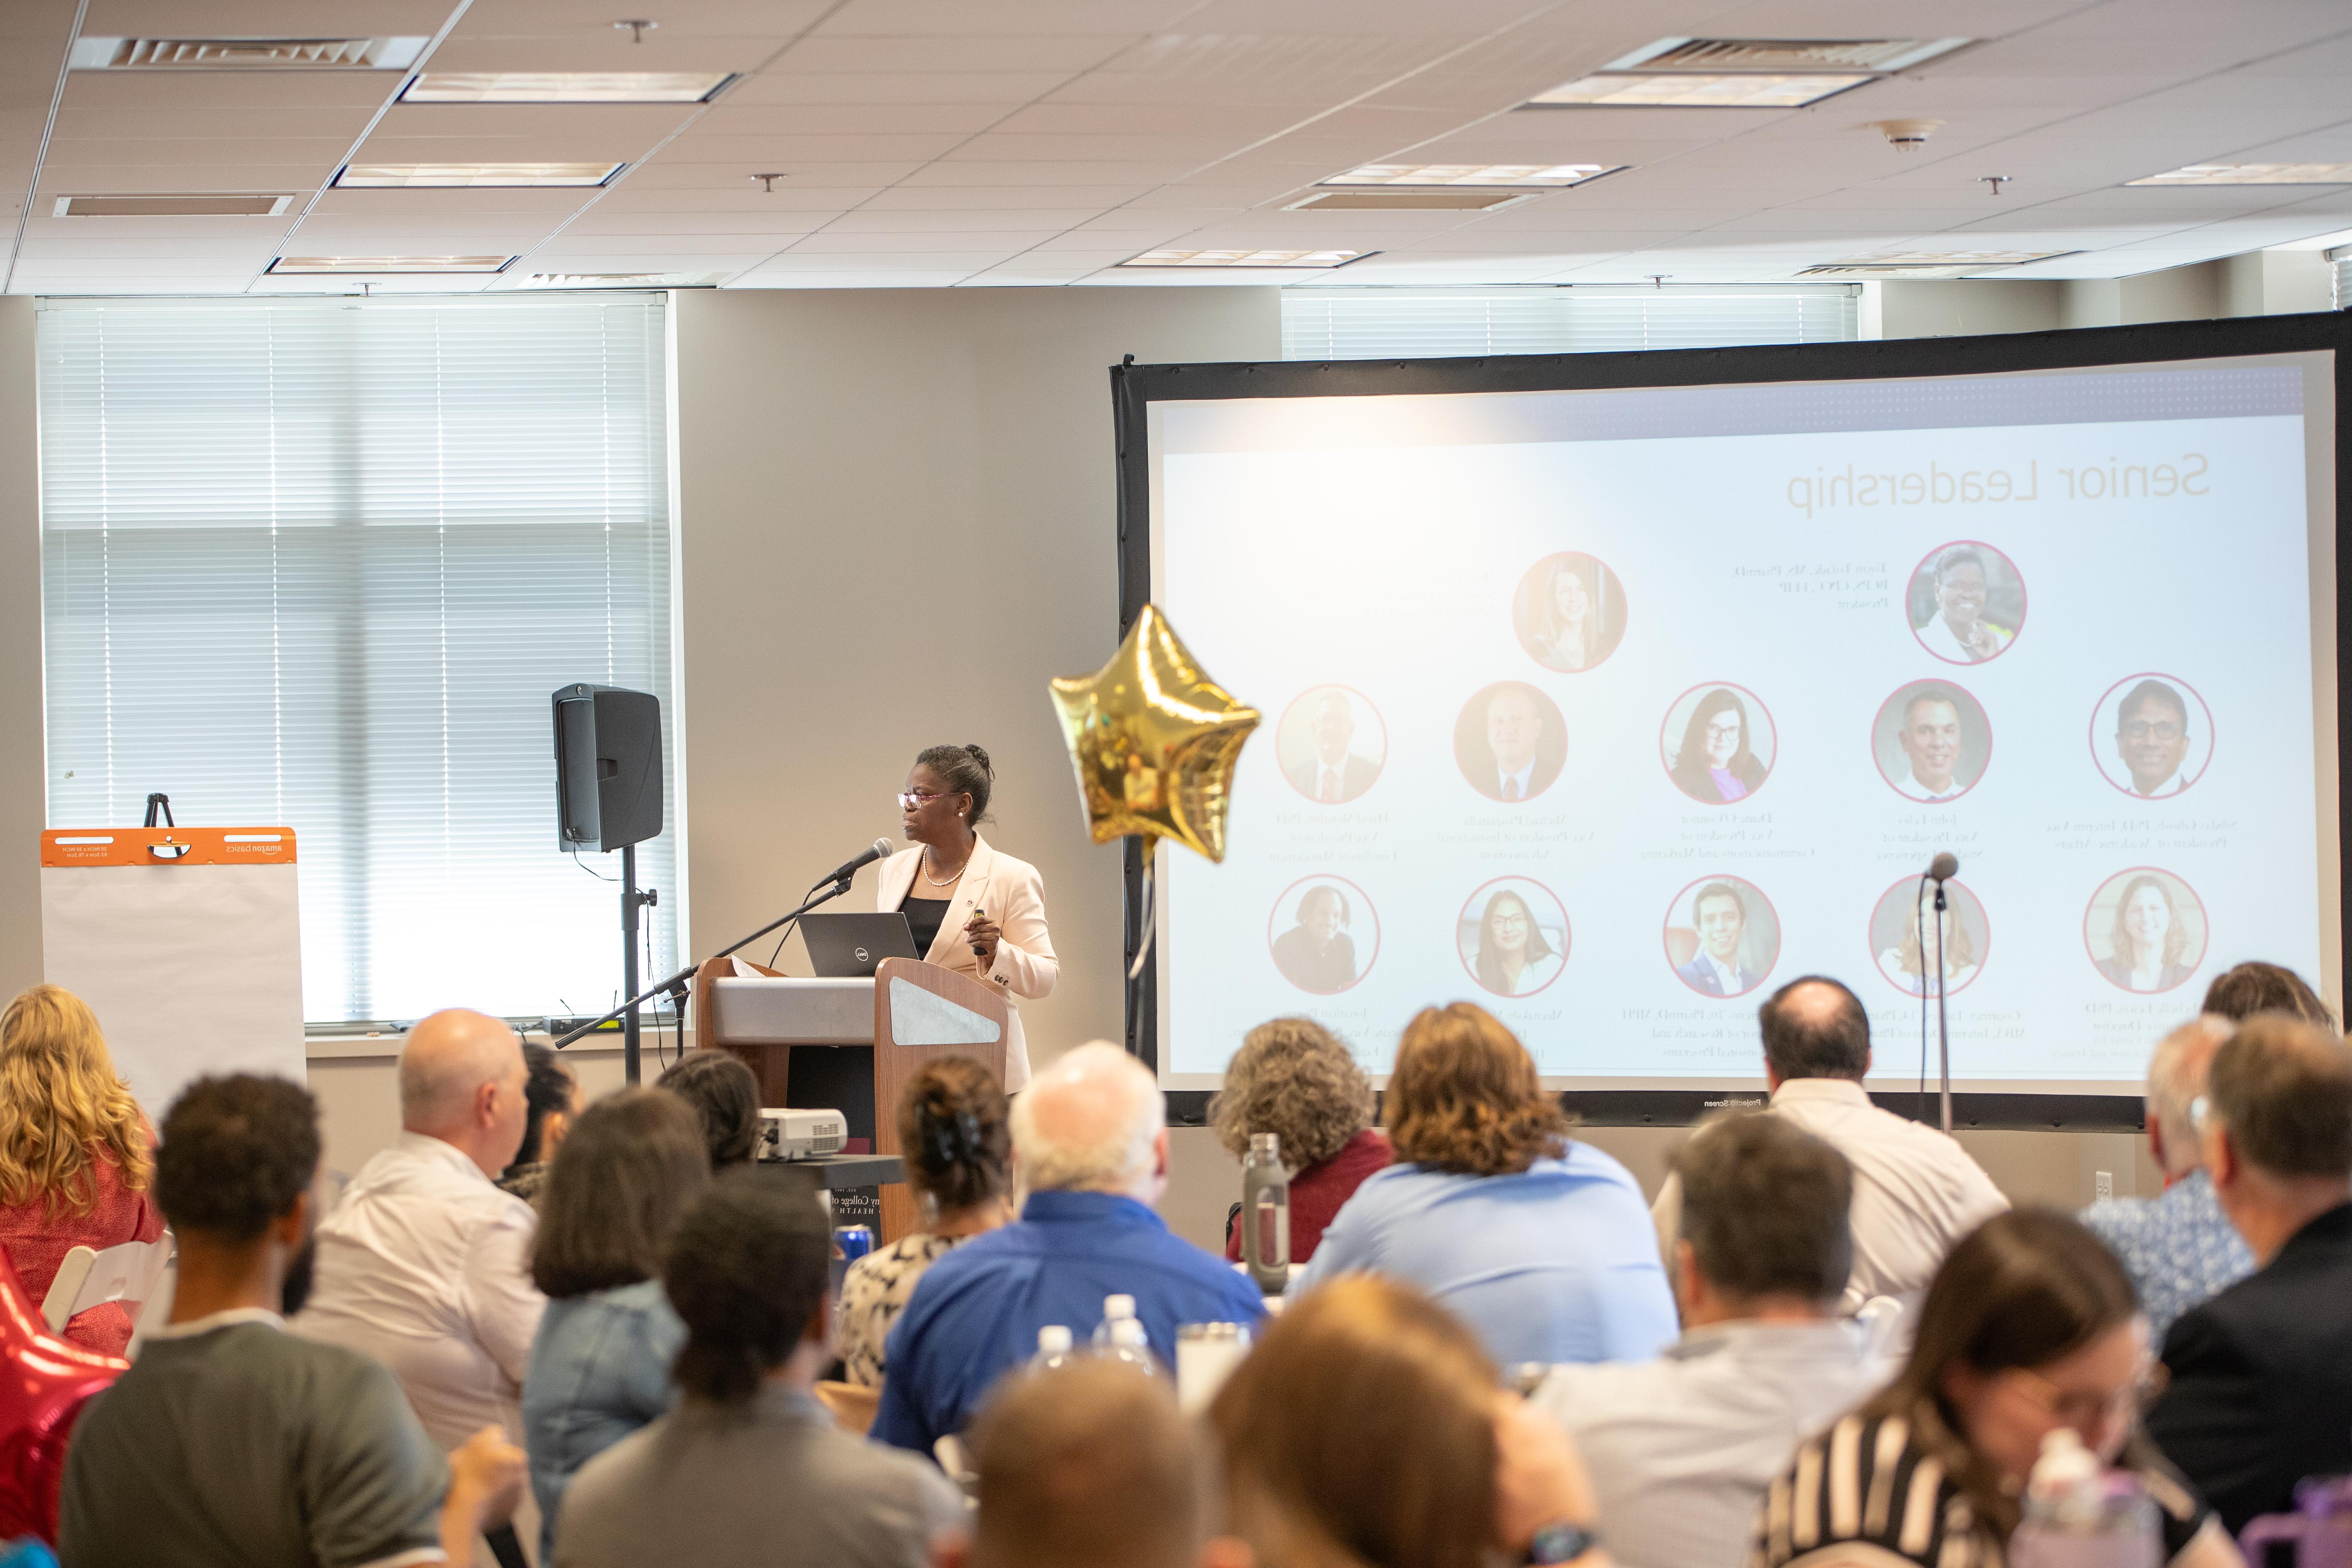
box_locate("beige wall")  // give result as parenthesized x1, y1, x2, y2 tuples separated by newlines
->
(668, 285, 1280, 1071)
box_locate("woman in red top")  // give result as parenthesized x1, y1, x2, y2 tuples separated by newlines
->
(1216, 1017, 1392, 1265)
(0, 985, 162, 1354)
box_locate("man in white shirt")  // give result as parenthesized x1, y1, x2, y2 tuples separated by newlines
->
(2113, 679, 2193, 798)
(1891, 689, 1972, 800)
(1285, 689, 1380, 804)
(1653, 976, 2008, 1311)
(297, 1009, 546, 1455)
(1535, 1113, 1894, 1568)
(1480, 683, 1553, 802)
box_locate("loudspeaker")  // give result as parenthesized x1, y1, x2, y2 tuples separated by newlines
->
(551, 683, 663, 852)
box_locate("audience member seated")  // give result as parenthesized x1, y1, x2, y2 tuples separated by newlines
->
(838, 1056, 1013, 1387)
(2146, 1013, 2352, 1535)
(2200, 959, 2336, 1027)
(1212, 1274, 1606, 1568)
(1533, 1112, 1892, 1568)
(2080, 1016, 2253, 1343)
(1210, 1017, 1391, 1266)
(873, 1042, 1264, 1455)
(498, 1044, 581, 1206)
(58, 1074, 525, 1568)
(653, 1051, 762, 1171)
(1289, 1002, 1674, 1367)
(1756, 1210, 2234, 1568)
(0, 985, 162, 1356)
(523, 1088, 710, 1560)
(937, 1357, 1247, 1568)
(1654, 976, 2007, 1310)
(554, 1173, 964, 1567)
(296, 1009, 545, 1456)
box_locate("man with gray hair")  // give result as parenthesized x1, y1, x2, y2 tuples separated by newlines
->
(2080, 1014, 2254, 1341)
(873, 1042, 1264, 1456)
(297, 1009, 546, 1459)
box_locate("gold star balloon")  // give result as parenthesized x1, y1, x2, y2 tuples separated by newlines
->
(1049, 603, 1259, 864)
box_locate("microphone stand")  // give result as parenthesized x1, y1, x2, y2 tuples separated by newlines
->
(554, 873, 858, 1056)
(1932, 877, 1954, 1133)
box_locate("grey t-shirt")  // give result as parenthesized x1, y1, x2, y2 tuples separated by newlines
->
(553, 1382, 964, 1568)
(59, 1311, 447, 1568)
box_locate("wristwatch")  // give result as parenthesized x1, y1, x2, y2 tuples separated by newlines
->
(1525, 1522, 1602, 1564)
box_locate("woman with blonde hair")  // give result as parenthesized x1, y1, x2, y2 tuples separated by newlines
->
(1877, 883, 1980, 995)
(1287, 1003, 1674, 1367)
(1213, 1018, 1390, 1266)
(1212, 1275, 1607, 1568)
(0, 984, 162, 1354)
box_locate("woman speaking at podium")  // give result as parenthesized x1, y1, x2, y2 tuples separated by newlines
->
(878, 744, 1058, 1091)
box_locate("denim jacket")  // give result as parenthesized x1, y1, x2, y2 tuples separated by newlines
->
(522, 1278, 686, 1559)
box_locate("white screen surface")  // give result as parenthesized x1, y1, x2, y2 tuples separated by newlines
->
(1150, 356, 2339, 1093)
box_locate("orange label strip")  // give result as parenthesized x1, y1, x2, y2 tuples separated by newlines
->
(42, 827, 298, 868)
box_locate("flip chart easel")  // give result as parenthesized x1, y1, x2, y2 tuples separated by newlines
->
(40, 827, 306, 1117)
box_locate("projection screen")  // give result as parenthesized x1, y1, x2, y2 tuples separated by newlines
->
(1115, 315, 2349, 1125)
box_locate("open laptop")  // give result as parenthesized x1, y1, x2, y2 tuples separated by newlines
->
(800, 911, 922, 978)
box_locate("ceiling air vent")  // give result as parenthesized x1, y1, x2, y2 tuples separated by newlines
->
(70, 36, 429, 70)
(1289, 190, 1537, 212)
(1796, 251, 2073, 279)
(1615, 37, 1968, 73)
(516, 272, 727, 288)
(54, 194, 292, 217)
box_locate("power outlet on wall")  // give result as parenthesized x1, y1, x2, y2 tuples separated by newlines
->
(2094, 1170, 2113, 1202)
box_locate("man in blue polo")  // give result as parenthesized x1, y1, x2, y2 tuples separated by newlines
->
(873, 1041, 1264, 1455)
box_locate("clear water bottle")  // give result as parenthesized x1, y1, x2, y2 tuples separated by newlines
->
(1102, 1315, 1157, 1376)
(1031, 1324, 1078, 1372)
(1091, 1294, 1138, 1351)
(2009, 1430, 2160, 1568)
(1240, 1132, 1291, 1294)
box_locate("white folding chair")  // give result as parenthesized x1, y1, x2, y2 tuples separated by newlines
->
(41, 1230, 174, 1337)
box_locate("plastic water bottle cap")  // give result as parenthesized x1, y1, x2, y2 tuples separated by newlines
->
(1038, 1325, 1073, 1354)
(1103, 1294, 1136, 1320)
(2029, 1428, 2100, 1492)
(1110, 1317, 1150, 1348)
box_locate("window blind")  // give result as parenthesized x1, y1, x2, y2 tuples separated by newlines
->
(1281, 284, 1861, 359)
(37, 294, 680, 1026)
(2333, 249, 2352, 310)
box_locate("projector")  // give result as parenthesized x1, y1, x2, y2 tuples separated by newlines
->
(757, 1107, 846, 1162)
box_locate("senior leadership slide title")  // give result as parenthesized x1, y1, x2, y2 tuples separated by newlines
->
(1785, 453, 2210, 518)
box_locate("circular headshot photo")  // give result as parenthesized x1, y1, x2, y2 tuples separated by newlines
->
(1871, 680, 1992, 803)
(1907, 541, 2026, 665)
(2090, 674, 2213, 801)
(1512, 552, 1628, 673)
(1660, 683, 1776, 805)
(1662, 876, 1780, 999)
(1456, 878, 1571, 999)
(2083, 868, 2208, 995)
(1276, 685, 1388, 805)
(1868, 876, 1991, 997)
(1454, 681, 1568, 803)
(1267, 876, 1378, 996)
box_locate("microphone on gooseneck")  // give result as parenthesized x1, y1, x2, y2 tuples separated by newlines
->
(1927, 852, 1959, 883)
(813, 838, 896, 888)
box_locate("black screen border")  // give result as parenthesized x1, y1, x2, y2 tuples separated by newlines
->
(1112, 312, 2352, 1131)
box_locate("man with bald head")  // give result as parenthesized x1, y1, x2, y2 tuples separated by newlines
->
(297, 1009, 547, 1465)
(873, 1042, 1264, 1456)
(1651, 976, 2006, 1309)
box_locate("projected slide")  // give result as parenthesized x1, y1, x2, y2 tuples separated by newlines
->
(1151, 361, 2330, 1090)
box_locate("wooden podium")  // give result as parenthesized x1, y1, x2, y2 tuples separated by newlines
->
(691, 956, 1009, 1243)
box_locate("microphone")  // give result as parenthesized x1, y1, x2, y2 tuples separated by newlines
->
(1927, 852, 1959, 883)
(815, 838, 895, 888)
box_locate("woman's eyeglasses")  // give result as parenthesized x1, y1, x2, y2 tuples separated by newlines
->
(2001, 1360, 2168, 1428)
(897, 790, 950, 810)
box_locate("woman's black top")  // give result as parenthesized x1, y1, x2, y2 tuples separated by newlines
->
(902, 896, 950, 956)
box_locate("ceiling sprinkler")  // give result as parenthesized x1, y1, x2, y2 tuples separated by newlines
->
(1868, 119, 1944, 152)
(614, 19, 658, 43)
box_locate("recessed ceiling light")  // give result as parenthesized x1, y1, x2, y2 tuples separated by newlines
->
(1118, 249, 1370, 269)
(1611, 37, 1969, 72)
(400, 71, 733, 104)
(70, 36, 429, 69)
(270, 255, 515, 274)
(1528, 73, 1872, 107)
(2128, 162, 2352, 186)
(335, 163, 623, 189)
(1287, 190, 1539, 212)
(1796, 250, 2073, 279)
(54, 194, 292, 217)
(1321, 163, 1622, 188)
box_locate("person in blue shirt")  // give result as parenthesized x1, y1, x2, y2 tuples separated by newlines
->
(1288, 1002, 1677, 1369)
(872, 1042, 1265, 1455)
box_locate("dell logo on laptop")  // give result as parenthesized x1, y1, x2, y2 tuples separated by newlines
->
(854, 946, 870, 965)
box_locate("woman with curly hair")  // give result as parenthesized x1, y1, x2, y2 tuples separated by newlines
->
(0, 984, 163, 1354)
(1213, 1019, 1391, 1266)
(1288, 1003, 1675, 1368)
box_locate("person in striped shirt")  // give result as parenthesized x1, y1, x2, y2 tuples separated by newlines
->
(1752, 1210, 2239, 1568)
